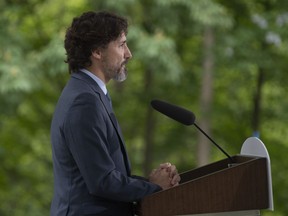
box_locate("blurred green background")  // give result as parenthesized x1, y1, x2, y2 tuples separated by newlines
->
(0, 0, 287, 215)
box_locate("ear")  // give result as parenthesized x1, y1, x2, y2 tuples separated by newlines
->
(91, 49, 102, 60)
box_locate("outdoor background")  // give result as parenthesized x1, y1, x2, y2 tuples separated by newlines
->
(0, 0, 287, 215)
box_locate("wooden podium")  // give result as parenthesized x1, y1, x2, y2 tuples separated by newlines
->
(138, 137, 273, 216)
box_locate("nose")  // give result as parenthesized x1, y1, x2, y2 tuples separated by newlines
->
(125, 44, 132, 60)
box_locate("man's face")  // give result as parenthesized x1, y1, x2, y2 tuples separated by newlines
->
(101, 32, 132, 82)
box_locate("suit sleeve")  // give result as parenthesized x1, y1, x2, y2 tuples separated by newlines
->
(63, 92, 161, 202)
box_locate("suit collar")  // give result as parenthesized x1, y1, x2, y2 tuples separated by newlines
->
(79, 69, 107, 95)
(71, 72, 111, 110)
(71, 72, 116, 126)
(71, 71, 103, 93)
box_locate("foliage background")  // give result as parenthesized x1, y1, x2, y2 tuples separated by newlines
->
(0, 0, 287, 215)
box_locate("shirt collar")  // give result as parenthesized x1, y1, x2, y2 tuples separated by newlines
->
(80, 68, 107, 95)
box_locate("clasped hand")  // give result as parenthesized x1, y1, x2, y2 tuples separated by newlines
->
(149, 162, 181, 190)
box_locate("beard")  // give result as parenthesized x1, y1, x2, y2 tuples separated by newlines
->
(113, 63, 128, 82)
(102, 59, 128, 82)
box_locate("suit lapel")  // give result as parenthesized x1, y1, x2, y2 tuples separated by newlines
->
(71, 72, 131, 175)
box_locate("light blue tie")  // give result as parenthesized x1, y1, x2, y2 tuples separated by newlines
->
(106, 92, 112, 108)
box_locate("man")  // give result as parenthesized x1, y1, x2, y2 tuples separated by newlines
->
(50, 11, 180, 216)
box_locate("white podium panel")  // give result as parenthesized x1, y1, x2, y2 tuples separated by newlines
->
(240, 137, 273, 210)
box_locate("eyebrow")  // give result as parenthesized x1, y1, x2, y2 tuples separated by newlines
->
(118, 34, 127, 43)
(119, 38, 127, 43)
(118, 40, 127, 46)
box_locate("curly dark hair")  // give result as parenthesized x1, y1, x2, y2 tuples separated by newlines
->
(64, 11, 128, 73)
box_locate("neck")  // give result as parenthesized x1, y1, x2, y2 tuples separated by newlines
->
(85, 66, 110, 84)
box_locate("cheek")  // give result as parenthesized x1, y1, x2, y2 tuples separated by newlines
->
(106, 49, 124, 65)
(116, 48, 125, 59)
(116, 53, 125, 64)
(112, 56, 122, 66)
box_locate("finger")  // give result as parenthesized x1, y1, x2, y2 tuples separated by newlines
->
(172, 182, 179, 187)
(167, 165, 177, 177)
(159, 162, 171, 169)
(171, 174, 181, 185)
(150, 169, 157, 176)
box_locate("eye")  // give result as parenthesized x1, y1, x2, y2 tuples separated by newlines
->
(119, 40, 127, 48)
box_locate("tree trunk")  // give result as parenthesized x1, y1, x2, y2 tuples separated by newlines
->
(197, 27, 215, 166)
(252, 67, 264, 137)
(143, 68, 155, 177)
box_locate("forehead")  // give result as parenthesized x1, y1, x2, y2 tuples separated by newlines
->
(105, 32, 127, 49)
(116, 32, 127, 42)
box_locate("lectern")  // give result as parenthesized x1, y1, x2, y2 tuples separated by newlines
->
(138, 137, 273, 216)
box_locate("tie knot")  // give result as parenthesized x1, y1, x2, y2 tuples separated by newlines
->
(106, 92, 111, 101)
(106, 92, 112, 107)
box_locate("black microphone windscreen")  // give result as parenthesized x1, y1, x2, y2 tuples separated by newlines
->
(151, 100, 195, 126)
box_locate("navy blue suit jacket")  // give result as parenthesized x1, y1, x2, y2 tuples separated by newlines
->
(50, 72, 161, 216)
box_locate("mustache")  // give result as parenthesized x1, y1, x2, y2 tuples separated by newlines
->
(121, 60, 129, 66)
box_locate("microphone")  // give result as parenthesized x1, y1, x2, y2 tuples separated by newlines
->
(151, 99, 234, 163)
(151, 99, 196, 126)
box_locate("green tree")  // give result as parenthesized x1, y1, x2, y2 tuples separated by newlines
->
(0, 0, 88, 215)
(1, 0, 287, 215)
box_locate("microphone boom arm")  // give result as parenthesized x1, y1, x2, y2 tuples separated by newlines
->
(150, 99, 234, 164)
(194, 123, 234, 163)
